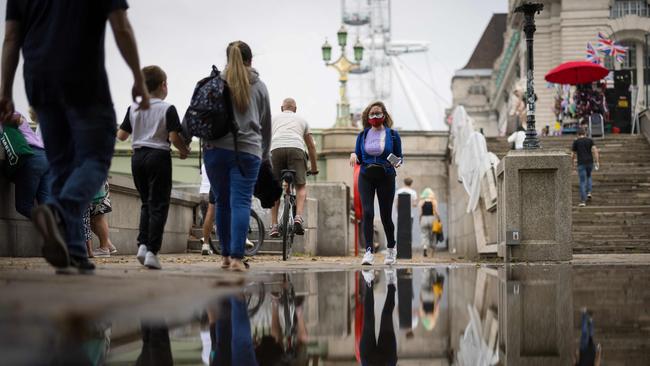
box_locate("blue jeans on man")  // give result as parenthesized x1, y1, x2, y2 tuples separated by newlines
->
(203, 148, 261, 259)
(12, 147, 51, 218)
(34, 104, 116, 259)
(577, 164, 593, 203)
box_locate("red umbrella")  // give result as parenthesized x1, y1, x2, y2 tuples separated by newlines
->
(544, 61, 609, 85)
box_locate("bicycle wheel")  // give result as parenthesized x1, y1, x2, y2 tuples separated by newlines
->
(281, 195, 293, 261)
(245, 209, 264, 256)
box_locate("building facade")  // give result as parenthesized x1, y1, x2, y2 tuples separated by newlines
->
(454, 0, 650, 136)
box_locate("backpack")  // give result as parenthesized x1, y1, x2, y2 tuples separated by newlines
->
(182, 65, 237, 140)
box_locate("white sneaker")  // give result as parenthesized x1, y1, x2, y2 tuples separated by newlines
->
(136, 244, 148, 265)
(245, 238, 255, 249)
(384, 247, 397, 265)
(361, 269, 375, 287)
(201, 242, 210, 256)
(144, 251, 161, 270)
(361, 249, 374, 265)
(384, 268, 397, 287)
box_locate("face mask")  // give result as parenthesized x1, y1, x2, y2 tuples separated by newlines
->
(368, 115, 385, 127)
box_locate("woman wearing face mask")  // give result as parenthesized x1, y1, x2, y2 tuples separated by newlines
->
(350, 101, 402, 266)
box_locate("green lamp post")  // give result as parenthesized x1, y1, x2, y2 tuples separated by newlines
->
(321, 25, 364, 128)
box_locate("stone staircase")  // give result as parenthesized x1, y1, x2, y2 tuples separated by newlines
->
(486, 134, 650, 254)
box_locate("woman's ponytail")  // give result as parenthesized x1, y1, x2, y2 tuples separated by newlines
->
(226, 41, 252, 113)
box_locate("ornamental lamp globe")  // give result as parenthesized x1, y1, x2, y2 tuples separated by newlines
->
(353, 38, 364, 62)
(337, 25, 348, 48)
(321, 39, 332, 62)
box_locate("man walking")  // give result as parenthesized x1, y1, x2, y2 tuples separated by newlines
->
(572, 128, 600, 207)
(269, 98, 318, 237)
(0, 0, 149, 274)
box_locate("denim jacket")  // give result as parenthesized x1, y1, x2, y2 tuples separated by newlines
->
(355, 127, 402, 177)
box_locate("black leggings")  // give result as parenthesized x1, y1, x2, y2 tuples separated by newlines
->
(360, 283, 397, 365)
(359, 172, 396, 251)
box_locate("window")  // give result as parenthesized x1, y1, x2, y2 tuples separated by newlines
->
(468, 84, 487, 95)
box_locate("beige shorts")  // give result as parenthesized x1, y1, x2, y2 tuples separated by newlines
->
(271, 147, 308, 185)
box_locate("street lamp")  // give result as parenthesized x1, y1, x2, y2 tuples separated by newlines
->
(322, 25, 364, 128)
(515, 2, 544, 149)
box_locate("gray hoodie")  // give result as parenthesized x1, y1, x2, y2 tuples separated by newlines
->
(205, 68, 271, 160)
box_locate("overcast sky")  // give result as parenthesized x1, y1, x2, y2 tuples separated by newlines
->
(2, 0, 507, 131)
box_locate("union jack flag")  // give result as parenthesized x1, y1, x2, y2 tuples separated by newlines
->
(597, 32, 627, 63)
(586, 42, 601, 64)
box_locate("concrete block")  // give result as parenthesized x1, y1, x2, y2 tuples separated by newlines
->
(309, 182, 350, 256)
(303, 198, 318, 229)
(498, 265, 573, 365)
(294, 228, 318, 255)
(497, 150, 572, 262)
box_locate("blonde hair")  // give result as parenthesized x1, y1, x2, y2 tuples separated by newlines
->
(361, 101, 394, 129)
(225, 41, 252, 113)
(421, 188, 436, 200)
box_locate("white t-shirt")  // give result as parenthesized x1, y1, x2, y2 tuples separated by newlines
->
(271, 111, 310, 151)
(199, 164, 211, 194)
(395, 187, 418, 217)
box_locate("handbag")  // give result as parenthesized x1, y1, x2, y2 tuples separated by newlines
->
(0, 124, 33, 177)
(432, 219, 443, 234)
(254, 159, 282, 209)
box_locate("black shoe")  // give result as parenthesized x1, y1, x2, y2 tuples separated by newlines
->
(32, 204, 70, 268)
(294, 216, 305, 236)
(56, 256, 96, 275)
(423, 249, 428, 257)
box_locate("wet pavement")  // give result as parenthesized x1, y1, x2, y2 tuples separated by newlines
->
(1, 256, 649, 365)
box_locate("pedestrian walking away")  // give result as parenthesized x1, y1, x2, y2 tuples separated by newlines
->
(350, 101, 403, 266)
(199, 163, 216, 256)
(117, 65, 190, 270)
(269, 98, 319, 238)
(202, 41, 272, 272)
(0, 0, 150, 274)
(572, 127, 600, 207)
(419, 187, 441, 257)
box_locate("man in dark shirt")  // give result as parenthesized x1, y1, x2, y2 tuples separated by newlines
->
(572, 128, 600, 207)
(0, 0, 150, 274)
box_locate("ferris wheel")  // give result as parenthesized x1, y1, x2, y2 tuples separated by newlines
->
(342, 0, 432, 130)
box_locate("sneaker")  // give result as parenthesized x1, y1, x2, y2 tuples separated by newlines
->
(201, 240, 210, 256)
(294, 216, 305, 235)
(270, 225, 280, 238)
(136, 244, 148, 265)
(144, 251, 161, 270)
(587, 192, 592, 200)
(361, 269, 375, 287)
(578, 202, 586, 207)
(109, 244, 118, 254)
(423, 248, 428, 257)
(245, 238, 255, 250)
(361, 248, 374, 265)
(56, 256, 95, 275)
(31, 204, 70, 268)
(94, 247, 111, 258)
(384, 247, 397, 265)
(384, 268, 397, 287)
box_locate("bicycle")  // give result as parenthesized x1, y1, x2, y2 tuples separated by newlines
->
(208, 209, 265, 256)
(278, 170, 317, 261)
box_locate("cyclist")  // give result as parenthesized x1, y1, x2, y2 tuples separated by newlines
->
(269, 98, 318, 237)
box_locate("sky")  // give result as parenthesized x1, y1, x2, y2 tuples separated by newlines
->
(1, 0, 507, 131)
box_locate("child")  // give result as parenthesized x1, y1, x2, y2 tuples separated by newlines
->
(116, 66, 190, 269)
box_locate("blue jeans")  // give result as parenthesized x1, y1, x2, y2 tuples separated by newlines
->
(577, 164, 593, 203)
(213, 297, 258, 366)
(34, 104, 116, 258)
(203, 148, 261, 259)
(13, 147, 51, 218)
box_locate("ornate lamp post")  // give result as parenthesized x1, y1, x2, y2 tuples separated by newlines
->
(321, 25, 364, 128)
(515, 2, 544, 149)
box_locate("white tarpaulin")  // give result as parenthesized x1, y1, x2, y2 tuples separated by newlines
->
(449, 106, 496, 213)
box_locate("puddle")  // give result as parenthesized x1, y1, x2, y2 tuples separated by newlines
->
(2, 265, 649, 365)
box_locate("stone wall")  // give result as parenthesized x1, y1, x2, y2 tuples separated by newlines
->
(0, 173, 199, 257)
(447, 164, 479, 259)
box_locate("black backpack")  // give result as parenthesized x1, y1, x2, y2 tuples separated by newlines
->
(182, 66, 237, 140)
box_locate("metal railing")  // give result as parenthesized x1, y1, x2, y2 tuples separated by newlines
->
(610, 0, 650, 18)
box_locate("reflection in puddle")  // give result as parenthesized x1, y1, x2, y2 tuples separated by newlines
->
(2, 265, 649, 365)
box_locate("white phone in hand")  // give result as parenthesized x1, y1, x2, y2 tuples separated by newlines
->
(387, 153, 401, 167)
